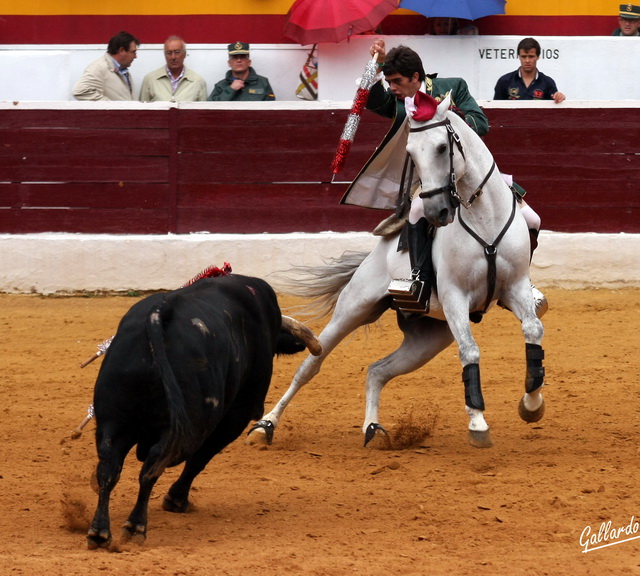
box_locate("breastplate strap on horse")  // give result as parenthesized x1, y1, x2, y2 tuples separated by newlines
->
(457, 193, 518, 314)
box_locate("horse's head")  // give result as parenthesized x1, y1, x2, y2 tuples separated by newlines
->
(406, 93, 466, 228)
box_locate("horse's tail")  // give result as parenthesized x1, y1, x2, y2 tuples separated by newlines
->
(273, 251, 369, 319)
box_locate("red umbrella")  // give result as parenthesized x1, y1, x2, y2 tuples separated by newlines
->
(284, 0, 399, 45)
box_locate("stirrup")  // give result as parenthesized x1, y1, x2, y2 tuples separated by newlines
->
(388, 271, 429, 313)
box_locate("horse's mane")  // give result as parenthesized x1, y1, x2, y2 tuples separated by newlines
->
(268, 251, 369, 320)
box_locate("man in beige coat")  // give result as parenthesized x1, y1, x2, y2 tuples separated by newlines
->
(73, 31, 140, 101)
(139, 36, 207, 102)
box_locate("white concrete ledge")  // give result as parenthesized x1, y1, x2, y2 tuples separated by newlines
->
(0, 231, 638, 294)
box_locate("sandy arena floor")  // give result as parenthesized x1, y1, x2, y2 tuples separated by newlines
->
(1, 288, 639, 575)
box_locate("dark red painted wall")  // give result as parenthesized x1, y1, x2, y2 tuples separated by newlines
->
(0, 106, 637, 234)
(0, 15, 615, 44)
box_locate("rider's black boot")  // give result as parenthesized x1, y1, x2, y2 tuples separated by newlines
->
(388, 218, 433, 313)
(408, 218, 433, 282)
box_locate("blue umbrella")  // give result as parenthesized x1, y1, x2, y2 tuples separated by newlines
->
(399, 0, 506, 20)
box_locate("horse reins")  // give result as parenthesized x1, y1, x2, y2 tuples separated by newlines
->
(409, 115, 515, 315)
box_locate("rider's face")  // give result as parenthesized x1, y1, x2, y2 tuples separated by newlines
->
(384, 72, 421, 100)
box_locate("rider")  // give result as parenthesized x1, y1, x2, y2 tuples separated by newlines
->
(341, 40, 546, 315)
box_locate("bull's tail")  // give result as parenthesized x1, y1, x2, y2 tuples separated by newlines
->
(146, 301, 196, 475)
(271, 251, 368, 319)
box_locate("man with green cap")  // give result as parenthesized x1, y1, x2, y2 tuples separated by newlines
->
(612, 3, 640, 35)
(208, 42, 275, 101)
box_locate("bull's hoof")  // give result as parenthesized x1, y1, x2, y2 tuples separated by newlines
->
(162, 493, 189, 513)
(364, 423, 392, 449)
(518, 397, 545, 423)
(468, 428, 493, 448)
(121, 521, 146, 545)
(246, 420, 274, 446)
(87, 527, 111, 550)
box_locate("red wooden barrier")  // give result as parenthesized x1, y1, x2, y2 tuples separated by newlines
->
(0, 106, 638, 234)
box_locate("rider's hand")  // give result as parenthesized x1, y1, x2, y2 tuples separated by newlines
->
(370, 39, 386, 66)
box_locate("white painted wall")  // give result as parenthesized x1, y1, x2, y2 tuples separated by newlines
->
(1, 36, 639, 102)
(1, 232, 638, 294)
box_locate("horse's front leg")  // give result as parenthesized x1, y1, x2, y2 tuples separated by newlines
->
(519, 315, 546, 423)
(503, 283, 546, 423)
(443, 299, 493, 448)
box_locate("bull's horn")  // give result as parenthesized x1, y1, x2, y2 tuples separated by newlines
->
(281, 316, 323, 356)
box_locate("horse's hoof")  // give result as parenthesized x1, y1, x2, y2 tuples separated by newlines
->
(87, 528, 111, 550)
(364, 423, 392, 448)
(518, 397, 545, 423)
(246, 420, 274, 445)
(468, 428, 493, 448)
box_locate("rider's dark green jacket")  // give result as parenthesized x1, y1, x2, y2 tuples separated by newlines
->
(341, 75, 489, 210)
(367, 75, 489, 138)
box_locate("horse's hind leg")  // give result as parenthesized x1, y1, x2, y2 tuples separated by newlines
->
(247, 290, 389, 445)
(363, 314, 454, 448)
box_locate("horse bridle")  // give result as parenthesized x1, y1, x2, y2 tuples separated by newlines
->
(409, 116, 516, 315)
(412, 118, 496, 209)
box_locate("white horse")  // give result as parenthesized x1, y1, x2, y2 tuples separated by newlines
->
(248, 95, 546, 448)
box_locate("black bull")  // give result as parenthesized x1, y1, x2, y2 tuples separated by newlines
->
(87, 274, 320, 549)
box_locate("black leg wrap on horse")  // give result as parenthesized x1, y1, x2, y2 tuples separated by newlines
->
(525, 343, 545, 393)
(463, 363, 485, 411)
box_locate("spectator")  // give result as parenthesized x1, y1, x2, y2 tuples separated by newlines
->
(429, 17, 478, 35)
(73, 31, 139, 101)
(208, 42, 275, 101)
(612, 3, 640, 35)
(493, 37, 565, 103)
(139, 36, 207, 102)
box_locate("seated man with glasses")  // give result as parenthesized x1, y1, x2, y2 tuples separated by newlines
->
(208, 42, 275, 101)
(140, 36, 207, 102)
